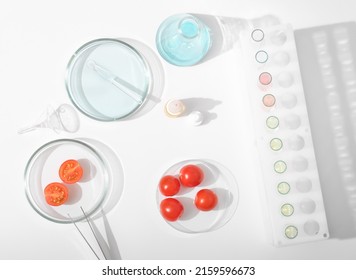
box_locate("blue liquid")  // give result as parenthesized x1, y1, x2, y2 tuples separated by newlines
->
(156, 14, 212, 66)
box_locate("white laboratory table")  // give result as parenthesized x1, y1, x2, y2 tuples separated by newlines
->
(1, 0, 356, 259)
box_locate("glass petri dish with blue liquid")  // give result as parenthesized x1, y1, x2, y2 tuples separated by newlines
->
(156, 14, 212, 66)
(66, 38, 152, 121)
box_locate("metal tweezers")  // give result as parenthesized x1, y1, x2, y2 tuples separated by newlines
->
(68, 207, 108, 260)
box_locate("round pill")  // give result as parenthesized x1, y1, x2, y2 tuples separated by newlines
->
(164, 99, 186, 117)
(187, 111, 204, 126)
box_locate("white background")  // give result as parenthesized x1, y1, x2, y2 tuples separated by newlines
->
(1, 0, 356, 260)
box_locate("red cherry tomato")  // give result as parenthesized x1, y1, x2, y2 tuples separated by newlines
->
(59, 159, 83, 184)
(160, 198, 184, 221)
(44, 182, 69, 206)
(159, 175, 180, 196)
(194, 189, 218, 211)
(179, 164, 204, 187)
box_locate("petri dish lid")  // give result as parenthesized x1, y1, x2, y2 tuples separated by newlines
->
(65, 38, 152, 121)
(156, 159, 239, 233)
(24, 139, 111, 223)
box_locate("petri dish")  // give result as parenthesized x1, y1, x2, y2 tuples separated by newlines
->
(304, 220, 320, 236)
(277, 182, 290, 195)
(24, 139, 112, 223)
(259, 72, 272, 85)
(156, 159, 239, 233)
(300, 199, 316, 214)
(285, 225, 298, 239)
(270, 138, 283, 151)
(255, 50, 269, 63)
(262, 94, 276, 108)
(266, 116, 279, 129)
(66, 38, 152, 121)
(274, 160, 287, 173)
(281, 203, 294, 217)
(251, 29, 265, 42)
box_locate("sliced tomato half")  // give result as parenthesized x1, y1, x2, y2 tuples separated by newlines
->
(44, 182, 69, 206)
(59, 159, 83, 184)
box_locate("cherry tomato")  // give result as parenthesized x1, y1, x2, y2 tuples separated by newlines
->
(59, 159, 83, 184)
(194, 189, 218, 211)
(159, 175, 180, 196)
(44, 182, 69, 206)
(160, 198, 184, 221)
(179, 164, 204, 187)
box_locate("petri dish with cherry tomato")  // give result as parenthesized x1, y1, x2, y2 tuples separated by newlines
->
(24, 138, 112, 223)
(156, 159, 239, 233)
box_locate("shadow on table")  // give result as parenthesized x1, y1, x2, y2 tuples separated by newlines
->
(296, 21, 356, 240)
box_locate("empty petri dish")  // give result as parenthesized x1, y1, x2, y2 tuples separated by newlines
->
(273, 51, 290, 66)
(277, 182, 290, 195)
(304, 220, 320, 236)
(292, 156, 309, 172)
(300, 199, 316, 214)
(251, 29, 264, 42)
(266, 116, 279, 129)
(296, 177, 312, 193)
(281, 203, 294, 216)
(270, 138, 283, 151)
(255, 50, 269, 63)
(284, 114, 301, 129)
(277, 72, 294, 88)
(66, 38, 152, 121)
(270, 30, 288, 45)
(24, 139, 112, 223)
(287, 135, 305, 151)
(281, 94, 297, 109)
(262, 94, 276, 107)
(274, 160, 287, 173)
(156, 159, 238, 233)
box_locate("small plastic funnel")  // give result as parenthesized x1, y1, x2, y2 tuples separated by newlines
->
(18, 104, 80, 134)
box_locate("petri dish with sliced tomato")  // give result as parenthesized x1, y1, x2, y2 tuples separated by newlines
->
(44, 182, 69, 206)
(24, 139, 111, 223)
(59, 159, 83, 184)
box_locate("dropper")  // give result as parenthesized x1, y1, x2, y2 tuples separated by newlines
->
(87, 60, 143, 104)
